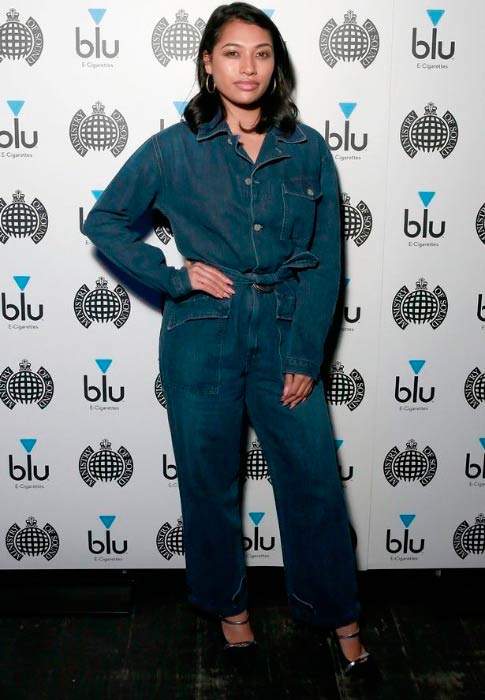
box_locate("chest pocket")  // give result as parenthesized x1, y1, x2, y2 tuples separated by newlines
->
(280, 178, 322, 245)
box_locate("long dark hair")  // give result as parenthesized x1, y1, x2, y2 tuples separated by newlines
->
(183, 2, 298, 134)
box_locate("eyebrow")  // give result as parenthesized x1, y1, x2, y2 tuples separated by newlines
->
(220, 42, 273, 49)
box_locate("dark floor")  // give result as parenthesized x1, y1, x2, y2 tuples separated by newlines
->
(0, 567, 484, 700)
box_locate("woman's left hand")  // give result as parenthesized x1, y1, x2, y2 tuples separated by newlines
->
(281, 373, 315, 409)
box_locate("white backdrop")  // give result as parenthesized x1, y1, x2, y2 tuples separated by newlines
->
(1, 0, 484, 570)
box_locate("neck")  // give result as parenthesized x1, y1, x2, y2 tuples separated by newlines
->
(220, 98, 261, 135)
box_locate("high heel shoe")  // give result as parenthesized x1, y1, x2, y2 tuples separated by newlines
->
(219, 613, 258, 654)
(334, 627, 381, 685)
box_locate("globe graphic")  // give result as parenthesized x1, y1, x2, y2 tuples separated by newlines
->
(326, 371, 354, 405)
(403, 289, 438, 323)
(166, 524, 184, 555)
(342, 204, 361, 240)
(162, 20, 200, 60)
(394, 450, 427, 481)
(17, 525, 50, 556)
(411, 114, 448, 152)
(80, 113, 118, 150)
(247, 446, 269, 480)
(9, 369, 43, 403)
(330, 23, 368, 61)
(90, 449, 124, 481)
(474, 373, 485, 402)
(1, 201, 38, 238)
(84, 287, 120, 322)
(462, 521, 485, 555)
(0, 19, 32, 59)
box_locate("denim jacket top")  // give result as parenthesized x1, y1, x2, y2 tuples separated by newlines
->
(83, 107, 341, 381)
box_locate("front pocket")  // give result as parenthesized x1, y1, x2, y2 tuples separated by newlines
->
(280, 178, 322, 244)
(275, 290, 296, 375)
(160, 293, 232, 395)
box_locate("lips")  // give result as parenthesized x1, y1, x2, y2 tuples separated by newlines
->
(234, 81, 259, 90)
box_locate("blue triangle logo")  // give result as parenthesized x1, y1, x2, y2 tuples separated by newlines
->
(479, 438, 485, 450)
(173, 101, 188, 116)
(400, 514, 415, 528)
(92, 190, 104, 201)
(418, 191, 435, 207)
(339, 102, 357, 119)
(335, 440, 344, 450)
(409, 360, 425, 375)
(95, 358, 112, 374)
(13, 276, 30, 291)
(262, 9, 274, 17)
(427, 9, 445, 26)
(249, 512, 264, 526)
(7, 100, 24, 116)
(88, 9, 106, 25)
(20, 438, 36, 453)
(99, 515, 116, 529)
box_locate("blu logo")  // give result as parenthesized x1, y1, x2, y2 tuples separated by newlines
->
(1, 277, 43, 322)
(343, 278, 361, 324)
(324, 103, 368, 153)
(386, 514, 425, 554)
(88, 515, 127, 555)
(9, 439, 49, 482)
(336, 440, 354, 482)
(83, 359, 124, 404)
(404, 192, 445, 239)
(412, 10, 455, 60)
(243, 512, 275, 552)
(477, 294, 485, 322)
(162, 454, 178, 481)
(0, 101, 38, 150)
(395, 360, 435, 405)
(76, 9, 119, 59)
(465, 438, 485, 480)
(79, 190, 103, 237)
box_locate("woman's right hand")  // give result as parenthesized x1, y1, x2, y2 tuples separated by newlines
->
(183, 260, 235, 299)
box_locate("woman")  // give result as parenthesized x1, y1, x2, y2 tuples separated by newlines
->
(83, 2, 378, 682)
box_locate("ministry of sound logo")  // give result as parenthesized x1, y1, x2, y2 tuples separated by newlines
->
(6, 516, 59, 561)
(1, 100, 38, 152)
(245, 439, 271, 483)
(412, 10, 455, 65)
(69, 101, 128, 157)
(384, 439, 437, 487)
(404, 191, 445, 246)
(0, 359, 53, 409)
(325, 361, 365, 410)
(475, 202, 485, 245)
(464, 367, 485, 409)
(8, 438, 49, 487)
(341, 193, 372, 246)
(401, 102, 458, 158)
(155, 373, 167, 408)
(152, 9, 205, 67)
(79, 439, 133, 488)
(319, 10, 379, 69)
(0, 191, 47, 244)
(76, 9, 119, 65)
(453, 514, 485, 560)
(392, 278, 448, 330)
(0, 9, 43, 65)
(2, 276, 43, 328)
(153, 210, 173, 245)
(74, 277, 130, 328)
(157, 517, 184, 560)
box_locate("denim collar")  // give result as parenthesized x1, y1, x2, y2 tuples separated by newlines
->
(194, 106, 307, 144)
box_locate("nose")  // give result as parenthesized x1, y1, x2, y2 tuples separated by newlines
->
(240, 52, 256, 76)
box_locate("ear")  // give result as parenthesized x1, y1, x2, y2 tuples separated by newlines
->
(202, 50, 213, 74)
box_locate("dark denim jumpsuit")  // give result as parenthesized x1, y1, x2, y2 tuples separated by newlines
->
(83, 107, 360, 628)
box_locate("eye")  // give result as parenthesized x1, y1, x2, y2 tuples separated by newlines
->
(224, 50, 239, 57)
(257, 50, 271, 58)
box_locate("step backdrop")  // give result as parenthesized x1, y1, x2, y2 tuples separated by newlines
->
(1, 0, 484, 571)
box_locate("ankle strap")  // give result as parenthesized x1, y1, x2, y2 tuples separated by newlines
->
(336, 627, 360, 640)
(220, 615, 250, 625)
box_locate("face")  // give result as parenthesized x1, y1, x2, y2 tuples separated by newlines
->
(203, 19, 275, 110)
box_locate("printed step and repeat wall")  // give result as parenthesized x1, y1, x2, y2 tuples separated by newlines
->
(1, 1, 484, 571)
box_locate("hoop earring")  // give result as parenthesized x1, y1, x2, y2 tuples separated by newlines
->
(270, 77, 277, 95)
(205, 74, 216, 94)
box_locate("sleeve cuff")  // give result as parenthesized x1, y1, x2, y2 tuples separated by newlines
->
(281, 356, 321, 381)
(168, 266, 193, 298)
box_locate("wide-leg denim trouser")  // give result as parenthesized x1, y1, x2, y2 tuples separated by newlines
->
(158, 268, 360, 629)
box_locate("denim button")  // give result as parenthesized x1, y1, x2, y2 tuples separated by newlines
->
(253, 223, 263, 231)
(244, 177, 251, 185)
(306, 188, 314, 196)
(227, 138, 232, 144)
